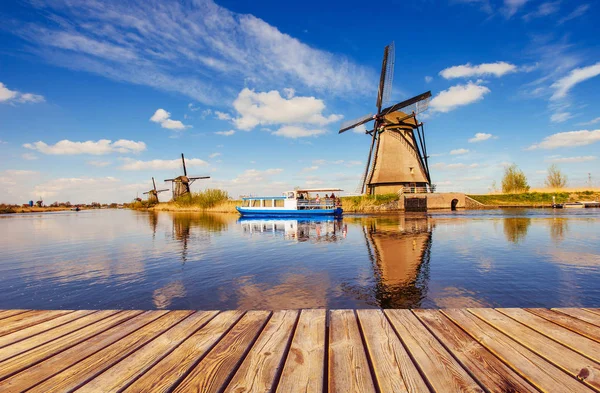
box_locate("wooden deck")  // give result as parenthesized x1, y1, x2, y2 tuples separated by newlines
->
(0, 308, 599, 392)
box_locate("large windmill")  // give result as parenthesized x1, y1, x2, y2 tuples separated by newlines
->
(143, 177, 169, 204)
(164, 153, 210, 199)
(340, 42, 433, 195)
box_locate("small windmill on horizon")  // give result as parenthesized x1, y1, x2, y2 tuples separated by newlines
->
(143, 177, 169, 204)
(339, 42, 433, 195)
(164, 153, 210, 199)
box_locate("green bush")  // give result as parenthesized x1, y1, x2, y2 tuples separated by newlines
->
(501, 164, 530, 193)
(342, 193, 400, 209)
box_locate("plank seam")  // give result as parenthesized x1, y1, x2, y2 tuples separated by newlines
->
(494, 308, 600, 366)
(553, 309, 600, 328)
(355, 310, 381, 393)
(467, 309, 597, 392)
(4, 311, 148, 388)
(0, 310, 30, 322)
(0, 311, 75, 338)
(116, 310, 225, 393)
(67, 310, 205, 392)
(269, 310, 301, 393)
(382, 310, 435, 393)
(583, 309, 600, 318)
(323, 309, 330, 393)
(527, 309, 600, 344)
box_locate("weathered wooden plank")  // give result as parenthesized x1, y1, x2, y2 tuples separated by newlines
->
(443, 309, 593, 393)
(0, 310, 29, 321)
(0, 311, 165, 393)
(473, 308, 600, 391)
(414, 309, 539, 393)
(276, 309, 326, 393)
(0, 310, 96, 349)
(497, 308, 600, 363)
(385, 309, 483, 393)
(124, 311, 244, 393)
(357, 309, 428, 393)
(584, 309, 600, 316)
(329, 310, 376, 393)
(27, 311, 192, 393)
(77, 311, 218, 393)
(0, 310, 141, 381)
(0, 310, 116, 362)
(554, 308, 600, 328)
(529, 309, 600, 343)
(173, 311, 271, 393)
(0, 310, 73, 337)
(225, 310, 298, 392)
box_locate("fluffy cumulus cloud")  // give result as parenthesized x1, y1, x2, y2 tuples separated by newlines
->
(215, 111, 232, 121)
(23, 139, 146, 155)
(550, 62, 600, 100)
(0, 82, 45, 104)
(272, 126, 326, 139)
(12, 0, 373, 104)
(439, 62, 517, 79)
(150, 109, 190, 130)
(527, 129, 600, 150)
(215, 130, 235, 136)
(468, 133, 494, 143)
(119, 157, 208, 171)
(430, 82, 490, 113)
(232, 88, 342, 131)
(548, 155, 597, 163)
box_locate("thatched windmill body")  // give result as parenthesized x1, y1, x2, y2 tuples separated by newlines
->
(340, 42, 432, 195)
(164, 153, 210, 199)
(143, 177, 169, 204)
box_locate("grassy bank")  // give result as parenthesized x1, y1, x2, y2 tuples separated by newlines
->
(468, 190, 600, 206)
(0, 204, 86, 214)
(341, 193, 400, 212)
(145, 189, 239, 213)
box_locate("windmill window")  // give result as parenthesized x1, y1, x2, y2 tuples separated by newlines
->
(410, 167, 414, 174)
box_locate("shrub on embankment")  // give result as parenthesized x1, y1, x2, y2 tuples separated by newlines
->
(468, 190, 600, 206)
(341, 193, 400, 212)
(149, 189, 238, 212)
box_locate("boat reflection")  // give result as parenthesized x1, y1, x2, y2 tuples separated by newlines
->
(238, 217, 347, 242)
(345, 215, 433, 308)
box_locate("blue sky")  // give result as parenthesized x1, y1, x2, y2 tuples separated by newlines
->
(0, 0, 599, 203)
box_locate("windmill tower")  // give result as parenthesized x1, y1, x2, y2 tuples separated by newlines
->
(143, 177, 169, 204)
(340, 42, 432, 195)
(164, 153, 210, 199)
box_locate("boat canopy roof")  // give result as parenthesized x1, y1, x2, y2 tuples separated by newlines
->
(292, 188, 343, 193)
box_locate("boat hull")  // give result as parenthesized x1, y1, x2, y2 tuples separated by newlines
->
(236, 207, 343, 217)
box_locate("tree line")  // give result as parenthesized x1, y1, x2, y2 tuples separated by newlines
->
(494, 164, 568, 193)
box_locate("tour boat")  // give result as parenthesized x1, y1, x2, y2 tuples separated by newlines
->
(236, 188, 343, 217)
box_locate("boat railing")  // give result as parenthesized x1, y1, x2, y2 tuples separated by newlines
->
(297, 199, 339, 209)
(401, 186, 434, 194)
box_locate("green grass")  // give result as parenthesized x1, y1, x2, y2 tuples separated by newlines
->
(172, 188, 230, 209)
(468, 191, 599, 206)
(341, 193, 400, 211)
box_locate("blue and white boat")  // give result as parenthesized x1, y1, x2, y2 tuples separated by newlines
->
(236, 188, 343, 217)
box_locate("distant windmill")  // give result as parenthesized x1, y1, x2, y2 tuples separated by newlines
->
(164, 153, 210, 199)
(143, 177, 169, 204)
(339, 42, 432, 195)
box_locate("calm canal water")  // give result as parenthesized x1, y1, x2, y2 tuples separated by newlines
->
(1, 209, 599, 310)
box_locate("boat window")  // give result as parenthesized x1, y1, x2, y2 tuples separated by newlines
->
(252, 199, 261, 207)
(242, 200, 250, 207)
(274, 199, 284, 207)
(264, 199, 273, 208)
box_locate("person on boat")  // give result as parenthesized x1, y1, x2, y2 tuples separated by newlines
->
(298, 193, 304, 200)
(315, 194, 320, 204)
(330, 192, 336, 199)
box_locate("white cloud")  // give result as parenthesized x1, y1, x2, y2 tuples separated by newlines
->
(209, 152, 221, 158)
(23, 139, 146, 155)
(119, 157, 208, 171)
(431, 162, 479, 170)
(578, 117, 600, 126)
(215, 111, 232, 120)
(425, 76, 433, 83)
(550, 112, 572, 123)
(22, 153, 38, 160)
(548, 156, 596, 163)
(522, 1, 560, 20)
(13, 1, 373, 104)
(302, 166, 319, 172)
(527, 129, 600, 150)
(468, 132, 494, 142)
(551, 62, 600, 100)
(558, 4, 590, 24)
(4, 169, 39, 176)
(272, 125, 326, 139)
(231, 168, 283, 184)
(150, 109, 190, 130)
(232, 88, 342, 131)
(503, 0, 530, 18)
(430, 82, 490, 113)
(215, 130, 235, 136)
(351, 124, 368, 135)
(0, 82, 45, 104)
(87, 160, 111, 167)
(439, 62, 517, 79)
(450, 148, 469, 155)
